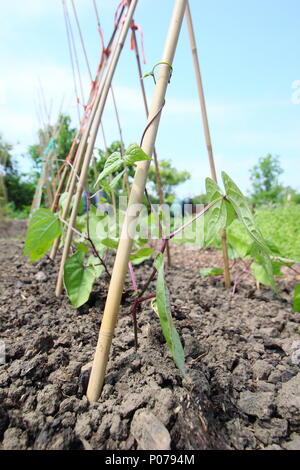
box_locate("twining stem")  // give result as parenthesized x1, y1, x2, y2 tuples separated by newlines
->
(140, 101, 166, 148)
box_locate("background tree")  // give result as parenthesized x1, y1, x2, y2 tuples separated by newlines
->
(0, 135, 35, 214)
(56, 114, 76, 161)
(0, 135, 13, 209)
(148, 159, 190, 203)
(250, 154, 284, 205)
(0, 114, 77, 216)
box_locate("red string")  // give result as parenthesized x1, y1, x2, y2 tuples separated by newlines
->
(97, 23, 105, 53)
(79, 80, 99, 134)
(130, 20, 146, 64)
(114, 0, 128, 28)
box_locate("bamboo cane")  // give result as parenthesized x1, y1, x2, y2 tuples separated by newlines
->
(55, 0, 139, 296)
(131, 27, 172, 267)
(86, 0, 188, 403)
(49, 6, 127, 260)
(185, 1, 231, 288)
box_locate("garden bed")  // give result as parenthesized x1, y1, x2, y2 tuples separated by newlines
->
(0, 220, 300, 450)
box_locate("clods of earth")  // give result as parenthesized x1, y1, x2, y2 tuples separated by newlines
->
(0, 219, 300, 450)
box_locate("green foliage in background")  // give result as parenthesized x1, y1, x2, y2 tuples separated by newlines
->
(148, 159, 190, 202)
(249, 154, 284, 205)
(227, 204, 300, 262)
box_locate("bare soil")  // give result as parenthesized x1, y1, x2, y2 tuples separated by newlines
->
(0, 219, 300, 450)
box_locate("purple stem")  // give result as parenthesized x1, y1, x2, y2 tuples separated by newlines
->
(139, 293, 156, 303)
(128, 261, 138, 292)
(169, 197, 222, 240)
(59, 216, 86, 239)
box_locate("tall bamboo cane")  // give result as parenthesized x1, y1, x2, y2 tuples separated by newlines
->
(55, 0, 139, 296)
(185, 1, 231, 288)
(86, 0, 188, 403)
(131, 27, 172, 267)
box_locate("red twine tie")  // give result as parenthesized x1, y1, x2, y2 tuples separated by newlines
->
(130, 20, 146, 64)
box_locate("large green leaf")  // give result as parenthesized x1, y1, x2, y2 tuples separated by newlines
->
(109, 170, 125, 190)
(124, 143, 151, 166)
(227, 232, 251, 259)
(59, 192, 83, 215)
(225, 200, 237, 226)
(205, 178, 234, 244)
(205, 196, 227, 244)
(86, 210, 107, 244)
(153, 254, 185, 374)
(94, 152, 123, 186)
(222, 172, 276, 290)
(24, 208, 62, 261)
(101, 237, 119, 249)
(222, 172, 269, 253)
(130, 247, 154, 265)
(205, 177, 223, 200)
(64, 251, 96, 308)
(251, 249, 277, 290)
(293, 284, 300, 312)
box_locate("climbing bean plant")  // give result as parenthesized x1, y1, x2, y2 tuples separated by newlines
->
(25, 142, 298, 373)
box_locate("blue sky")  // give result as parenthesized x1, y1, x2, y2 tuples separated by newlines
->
(0, 0, 299, 197)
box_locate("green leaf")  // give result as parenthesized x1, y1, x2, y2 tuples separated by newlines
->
(294, 285, 300, 312)
(101, 237, 119, 249)
(94, 152, 123, 186)
(124, 143, 151, 166)
(59, 192, 68, 211)
(205, 196, 227, 244)
(199, 267, 224, 278)
(75, 242, 89, 254)
(87, 211, 107, 244)
(227, 232, 251, 258)
(64, 251, 96, 308)
(59, 192, 83, 215)
(109, 170, 125, 190)
(265, 240, 281, 256)
(130, 247, 154, 265)
(222, 172, 269, 253)
(136, 237, 148, 247)
(24, 208, 62, 261)
(87, 255, 104, 278)
(271, 260, 284, 278)
(225, 200, 237, 226)
(205, 178, 223, 200)
(251, 249, 276, 289)
(251, 263, 270, 286)
(153, 254, 185, 374)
